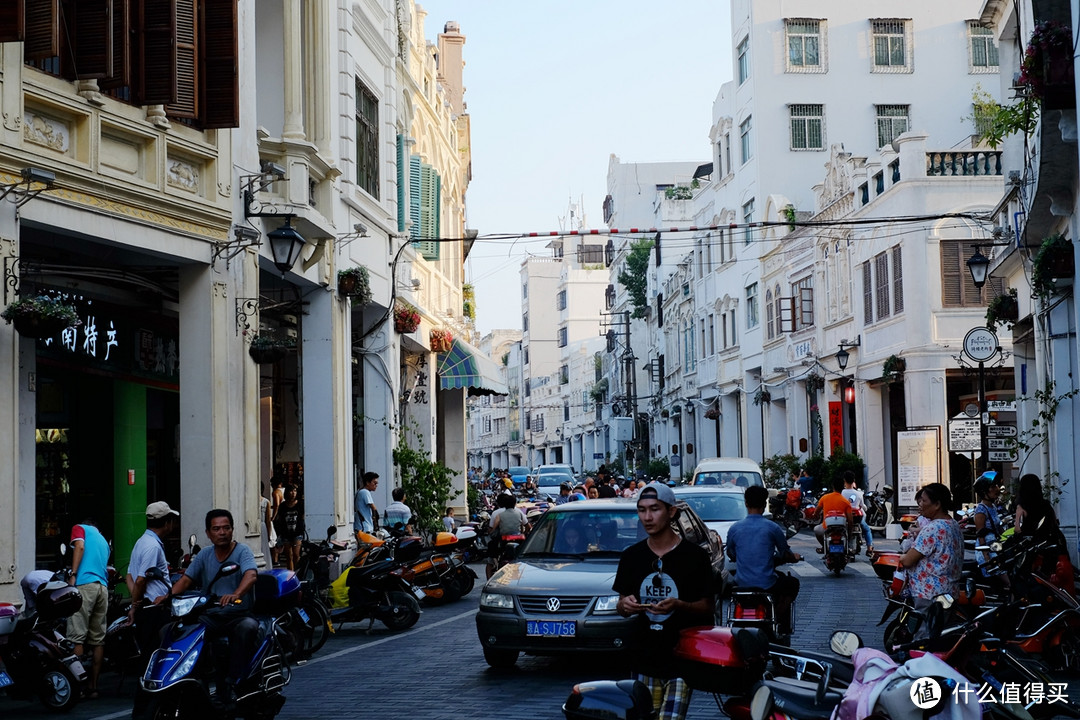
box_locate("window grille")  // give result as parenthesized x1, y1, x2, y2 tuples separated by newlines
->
(876, 105, 909, 148)
(968, 22, 999, 72)
(789, 104, 824, 150)
(871, 19, 911, 72)
(787, 19, 825, 72)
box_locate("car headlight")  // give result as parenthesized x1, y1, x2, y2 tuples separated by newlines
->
(480, 592, 514, 610)
(593, 595, 620, 614)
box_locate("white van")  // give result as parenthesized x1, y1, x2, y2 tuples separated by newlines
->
(689, 457, 764, 488)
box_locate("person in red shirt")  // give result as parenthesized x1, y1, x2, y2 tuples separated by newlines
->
(813, 476, 853, 552)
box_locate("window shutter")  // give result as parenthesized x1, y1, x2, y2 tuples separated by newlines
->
(137, 0, 177, 106)
(408, 155, 422, 238)
(100, 0, 131, 88)
(941, 241, 961, 306)
(862, 261, 873, 323)
(412, 162, 439, 260)
(779, 296, 794, 333)
(200, 0, 239, 128)
(24, 0, 59, 60)
(874, 253, 890, 319)
(799, 286, 814, 327)
(656, 292, 664, 327)
(0, 0, 25, 43)
(433, 172, 441, 243)
(892, 246, 904, 313)
(396, 134, 406, 232)
(166, 0, 197, 118)
(67, 0, 113, 79)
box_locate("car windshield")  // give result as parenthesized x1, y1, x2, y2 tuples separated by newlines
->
(517, 508, 643, 558)
(677, 493, 747, 523)
(508, 467, 530, 476)
(692, 471, 763, 487)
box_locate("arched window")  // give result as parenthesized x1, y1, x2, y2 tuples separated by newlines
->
(765, 288, 774, 339)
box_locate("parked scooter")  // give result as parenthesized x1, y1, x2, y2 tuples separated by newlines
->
(865, 485, 895, 534)
(0, 577, 87, 711)
(324, 540, 423, 631)
(137, 562, 292, 719)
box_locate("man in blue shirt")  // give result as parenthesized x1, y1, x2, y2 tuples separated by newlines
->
(169, 509, 258, 706)
(127, 501, 179, 658)
(354, 472, 379, 535)
(725, 486, 802, 636)
(67, 518, 110, 698)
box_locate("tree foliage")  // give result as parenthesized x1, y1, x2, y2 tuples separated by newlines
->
(618, 238, 654, 319)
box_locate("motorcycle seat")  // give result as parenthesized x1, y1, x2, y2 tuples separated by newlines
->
(764, 676, 843, 720)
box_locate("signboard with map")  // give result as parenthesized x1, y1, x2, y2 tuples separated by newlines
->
(897, 428, 941, 506)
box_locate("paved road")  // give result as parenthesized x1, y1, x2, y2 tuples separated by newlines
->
(0, 530, 1072, 719)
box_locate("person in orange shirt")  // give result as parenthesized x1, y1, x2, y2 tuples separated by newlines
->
(813, 476, 853, 552)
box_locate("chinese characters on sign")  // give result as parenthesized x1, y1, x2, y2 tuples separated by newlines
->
(46, 311, 119, 361)
(951, 681, 1068, 706)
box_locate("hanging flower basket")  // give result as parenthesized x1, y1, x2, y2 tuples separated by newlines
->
(985, 288, 1019, 330)
(1019, 21, 1076, 109)
(393, 302, 421, 334)
(429, 328, 453, 353)
(882, 354, 906, 384)
(804, 373, 825, 394)
(753, 387, 772, 406)
(1, 296, 81, 339)
(704, 405, 720, 420)
(248, 335, 295, 364)
(1032, 234, 1074, 301)
(337, 266, 373, 305)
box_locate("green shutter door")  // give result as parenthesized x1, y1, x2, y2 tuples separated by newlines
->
(396, 134, 406, 232)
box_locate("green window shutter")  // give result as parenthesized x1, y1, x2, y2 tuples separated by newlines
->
(434, 173, 441, 243)
(413, 163, 440, 260)
(409, 155, 422, 239)
(396, 134, 406, 232)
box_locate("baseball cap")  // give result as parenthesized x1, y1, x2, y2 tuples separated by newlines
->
(638, 481, 676, 506)
(146, 501, 179, 520)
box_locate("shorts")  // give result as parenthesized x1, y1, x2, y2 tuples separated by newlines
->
(67, 582, 108, 646)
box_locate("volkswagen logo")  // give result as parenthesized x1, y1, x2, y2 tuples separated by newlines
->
(546, 597, 561, 612)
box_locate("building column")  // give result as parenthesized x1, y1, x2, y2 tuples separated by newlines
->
(281, 0, 305, 140)
(361, 326, 396, 504)
(301, 289, 348, 534)
(438, 388, 466, 514)
(178, 266, 254, 548)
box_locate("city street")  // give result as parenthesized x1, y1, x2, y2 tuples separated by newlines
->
(0, 531, 929, 720)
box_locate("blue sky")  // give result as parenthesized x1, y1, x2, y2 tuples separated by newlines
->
(431, 2, 732, 333)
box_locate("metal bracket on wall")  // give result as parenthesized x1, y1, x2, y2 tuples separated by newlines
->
(236, 297, 259, 337)
(2, 255, 17, 305)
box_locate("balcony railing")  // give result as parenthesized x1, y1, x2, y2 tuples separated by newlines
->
(926, 151, 1002, 177)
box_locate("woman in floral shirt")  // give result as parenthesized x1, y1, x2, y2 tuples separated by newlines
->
(898, 483, 962, 609)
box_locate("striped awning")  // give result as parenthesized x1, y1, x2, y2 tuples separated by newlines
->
(437, 338, 509, 396)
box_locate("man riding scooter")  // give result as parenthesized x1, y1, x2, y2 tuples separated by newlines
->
(166, 509, 258, 709)
(725, 485, 803, 637)
(814, 476, 853, 554)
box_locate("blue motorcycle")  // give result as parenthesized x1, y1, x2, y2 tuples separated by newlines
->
(136, 563, 295, 719)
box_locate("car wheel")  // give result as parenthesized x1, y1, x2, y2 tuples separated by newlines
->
(483, 647, 519, 669)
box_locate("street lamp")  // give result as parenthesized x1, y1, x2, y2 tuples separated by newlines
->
(967, 247, 990, 289)
(836, 336, 861, 371)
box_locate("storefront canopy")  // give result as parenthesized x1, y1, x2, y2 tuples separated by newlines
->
(437, 338, 509, 396)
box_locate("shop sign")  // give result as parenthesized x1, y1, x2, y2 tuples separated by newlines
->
(962, 327, 999, 363)
(987, 425, 1017, 438)
(948, 418, 981, 452)
(794, 341, 812, 359)
(828, 401, 843, 451)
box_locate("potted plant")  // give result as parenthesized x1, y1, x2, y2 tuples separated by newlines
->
(882, 354, 906, 383)
(1019, 21, 1075, 109)
(1, 295, 81, 339)
(1032, 234, 1074, 301)
(337, 266, 372, 305)
(985, 288, 1019, 330)
(248, 335, 295, 364)
(393, 302, 421, 334)
(429, 328, 453, 353)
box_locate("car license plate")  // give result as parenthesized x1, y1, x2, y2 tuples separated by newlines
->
(828, 544, 845, 553)
(297, 608, 310, 623)
(0, 671, 12, 689)
(527, 620, 576, 637)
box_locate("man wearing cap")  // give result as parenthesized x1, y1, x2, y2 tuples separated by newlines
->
(613, 482, 713, 720)
(127, 501, 179, 659)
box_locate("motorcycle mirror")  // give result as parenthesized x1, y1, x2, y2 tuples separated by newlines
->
(828, 630, 863, 657)
(966, 578, 976, 597)
(59, 543, 67, 557)
(326, 525, 337, 541)
(749, 685, 774, 720)
(188, 533, 198, 549)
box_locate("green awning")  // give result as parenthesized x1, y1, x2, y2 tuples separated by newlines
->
(437, 338, 509, 396)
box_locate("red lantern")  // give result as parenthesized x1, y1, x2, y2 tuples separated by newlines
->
(843, 384, 855, 404)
